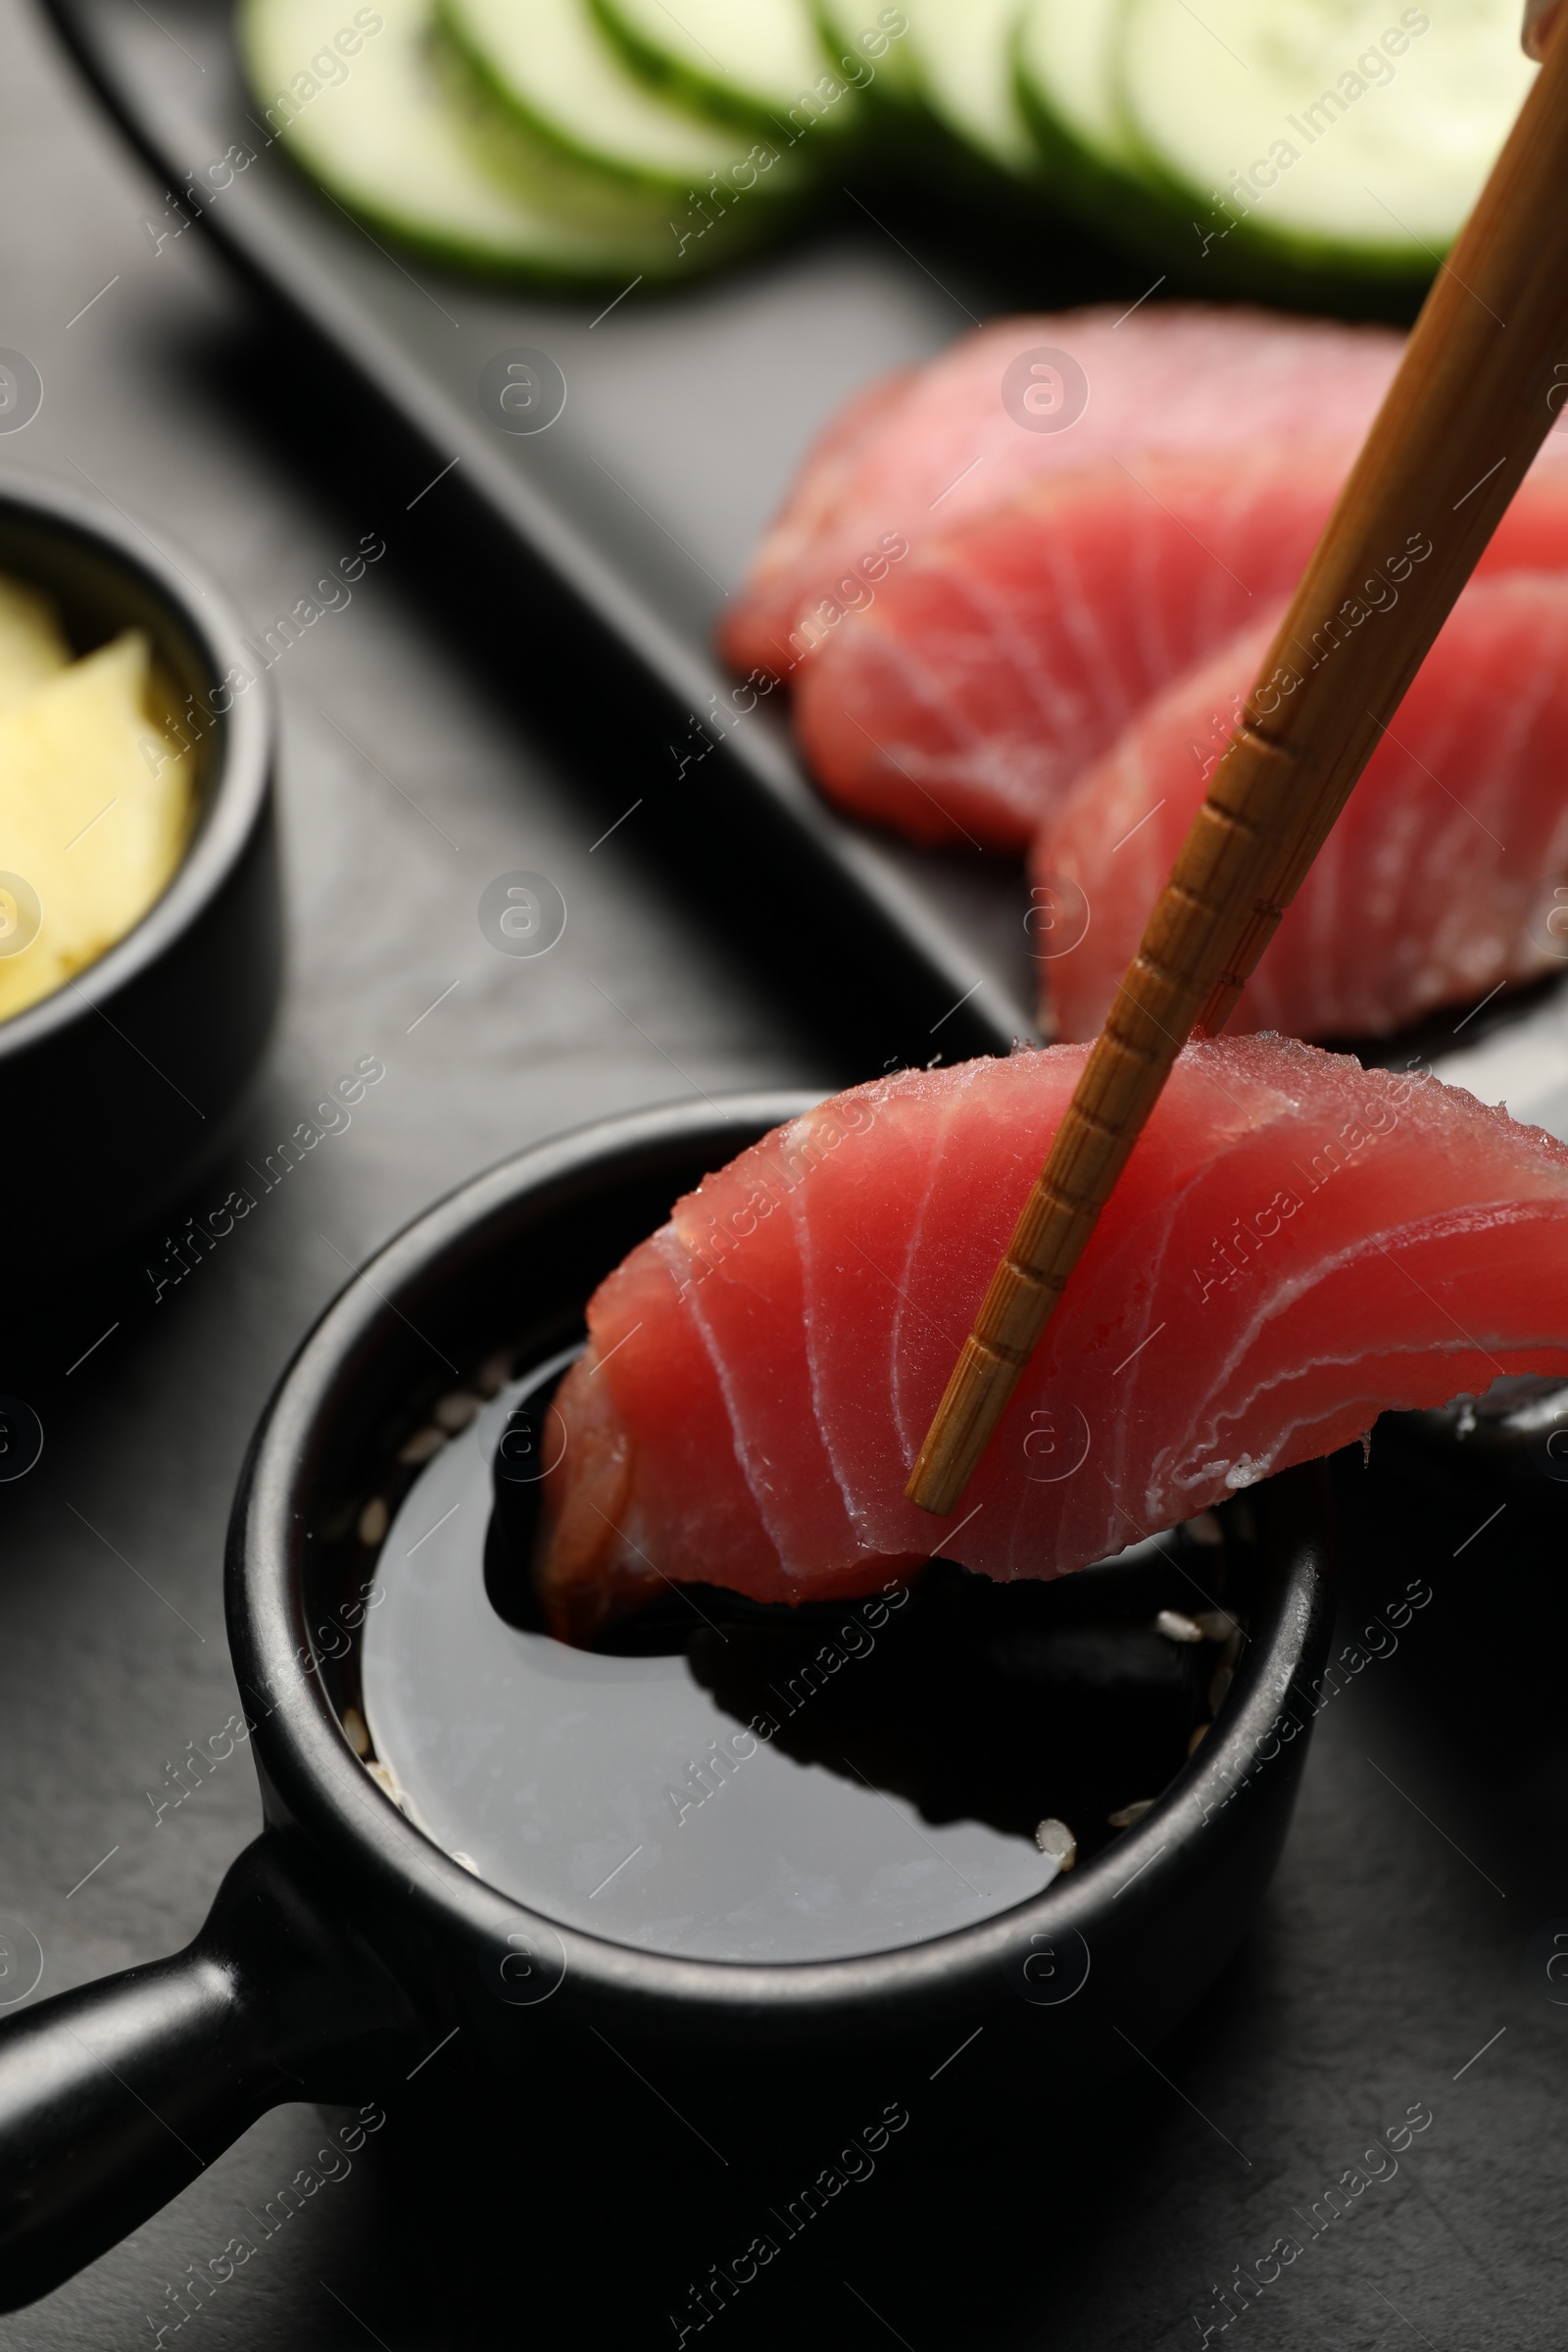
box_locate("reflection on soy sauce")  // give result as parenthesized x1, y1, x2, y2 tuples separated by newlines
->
(488, 1356, 1234, 1859)
(493, 1388, 568, 1487)
(683, 1563, 1222, 1857)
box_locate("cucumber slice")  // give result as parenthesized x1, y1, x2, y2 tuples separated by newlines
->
(593, 0, 852, 130)
(816, 0, 922, 104)
(1015, 0, 1192, 256)
(240, 0, 672, 275)
(441, 0, 804, 192)
(1118, 0, 1536, 280)
(902, 0, 1036, 176)
(1016, 0, 1133, 187)
(239, 0, 771, 280)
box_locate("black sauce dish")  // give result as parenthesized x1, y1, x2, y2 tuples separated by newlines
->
(0, 471, 279, 1267)
(0, 1096, 1333, 2309)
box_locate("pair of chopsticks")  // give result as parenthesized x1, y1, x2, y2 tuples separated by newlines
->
(907, 9, 1568, 1518)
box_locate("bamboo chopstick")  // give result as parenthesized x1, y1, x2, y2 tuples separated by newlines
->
(906, 13, 1568, 1518)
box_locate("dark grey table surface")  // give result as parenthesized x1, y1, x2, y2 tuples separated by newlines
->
(1, 4, 1566, 2342)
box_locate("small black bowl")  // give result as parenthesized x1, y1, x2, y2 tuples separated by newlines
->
(1379, 1374, 1568, 1503)
(0, 1096, 1333, 2308)
(0, 472, 279, 1265)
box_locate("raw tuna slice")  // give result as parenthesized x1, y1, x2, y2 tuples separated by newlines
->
(720, 305, 1408, 677)
(725, 301, 1568, 850)
(536, 1040, 1568, 1641)
(787, 447, 1342, 849)
(1036, 574, 1568, 1045)
(784, 451, 1568, 852)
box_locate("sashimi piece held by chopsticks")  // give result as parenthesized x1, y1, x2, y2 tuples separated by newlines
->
(534, 1041, 1568, 1644)
(1037, 573, 1568, 1044)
